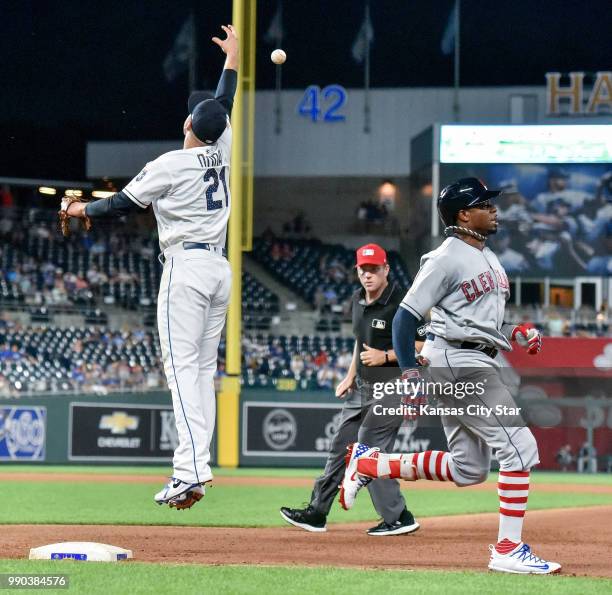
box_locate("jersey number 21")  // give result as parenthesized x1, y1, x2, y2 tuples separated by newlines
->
(203, 167, 229, 211)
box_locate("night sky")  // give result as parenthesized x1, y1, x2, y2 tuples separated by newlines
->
(1, 0, 609, 179)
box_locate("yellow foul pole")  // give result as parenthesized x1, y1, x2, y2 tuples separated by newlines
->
(218, 0, 256, 467)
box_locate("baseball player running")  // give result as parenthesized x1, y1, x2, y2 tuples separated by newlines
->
(59, 25, 239, 510)
(339, 178, 561, 574)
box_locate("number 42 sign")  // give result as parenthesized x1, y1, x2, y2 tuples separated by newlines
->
(297, 85, 347, 122)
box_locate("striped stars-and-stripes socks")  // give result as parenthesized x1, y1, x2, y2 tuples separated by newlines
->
(496, 470, 530, 554)
(356, 450, 455, 482)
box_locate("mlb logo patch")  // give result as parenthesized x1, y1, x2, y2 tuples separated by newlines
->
(362, 249, 375, 256)
(372, 319, 386, 329)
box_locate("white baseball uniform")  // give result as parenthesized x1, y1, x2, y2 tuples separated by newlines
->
(123, 124, 232, 484)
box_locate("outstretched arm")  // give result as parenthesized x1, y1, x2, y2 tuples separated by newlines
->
(66, 191, 142, 220)
(212, 25, 239, 116)
(66, 158, 170, 221)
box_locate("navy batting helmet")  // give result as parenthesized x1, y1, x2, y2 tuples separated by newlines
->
(437, 177, 502, 227)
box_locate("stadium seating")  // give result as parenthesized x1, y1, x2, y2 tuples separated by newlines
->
(0, 325, 162, 396)
(240, 334, 355, 390)
(251, 238, 412, 308)
(0, 211, 608, 398)
(0, 212, 279, 320)
(0, 323, 354, 396)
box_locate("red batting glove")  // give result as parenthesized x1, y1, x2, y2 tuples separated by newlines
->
(511, 324, 543, 355)
(416, 354, 430, 367)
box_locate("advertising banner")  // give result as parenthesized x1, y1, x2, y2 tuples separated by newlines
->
(69, 403, 178, 461)
(0, 406, 46, 461)
(241, 401, 446, 458)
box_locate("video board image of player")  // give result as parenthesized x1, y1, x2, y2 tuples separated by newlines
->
(440, 164, 612, 277)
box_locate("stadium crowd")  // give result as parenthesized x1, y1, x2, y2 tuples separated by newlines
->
(0, 314, 356, 397)
(0, 204, 608, 398)
(252, 237, 413, 315)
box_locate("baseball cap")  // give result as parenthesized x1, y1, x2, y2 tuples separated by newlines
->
(355, 243, 387, 267)
(187, 90, 215, 113)
(190, 98, 228, 145)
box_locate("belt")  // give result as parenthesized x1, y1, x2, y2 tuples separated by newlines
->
(158, 241, 227, 264)
(426, 332, 498, 359)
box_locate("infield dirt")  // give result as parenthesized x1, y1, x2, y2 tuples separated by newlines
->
(2, 504, 610, 577)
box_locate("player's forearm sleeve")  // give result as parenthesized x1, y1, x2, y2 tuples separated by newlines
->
(84, 191, 143, 218)
(215, 69, 237, 116)
(392, 307, 421, 370)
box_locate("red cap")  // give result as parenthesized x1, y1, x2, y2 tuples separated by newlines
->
(355, 243, 387, 267)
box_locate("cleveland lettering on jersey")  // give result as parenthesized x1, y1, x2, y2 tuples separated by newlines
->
(460, 268, 509, 303)
(400, 236, 511, 351)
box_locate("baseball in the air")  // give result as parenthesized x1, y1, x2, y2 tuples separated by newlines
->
(271, 49, 286, 65)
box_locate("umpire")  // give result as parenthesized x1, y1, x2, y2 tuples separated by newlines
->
(280, 243, 420, 535)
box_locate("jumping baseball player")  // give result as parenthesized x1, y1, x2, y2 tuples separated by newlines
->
(339, 178, 561, 574)
(59, 25, 239, 510)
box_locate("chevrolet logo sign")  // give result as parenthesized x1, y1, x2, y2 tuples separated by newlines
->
(99, 411, 139, 435)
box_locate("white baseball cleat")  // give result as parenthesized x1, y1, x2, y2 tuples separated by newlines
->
(339, 443, 379, 511)
(154, 477, 206, 510)
(488, 542, 561, 574)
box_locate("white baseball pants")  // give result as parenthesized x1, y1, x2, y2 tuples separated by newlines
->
(157, 246, 231, 484)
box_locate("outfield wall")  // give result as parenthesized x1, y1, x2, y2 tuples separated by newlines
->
(0, 390, 609, 470)
(0, 390, 446, 467)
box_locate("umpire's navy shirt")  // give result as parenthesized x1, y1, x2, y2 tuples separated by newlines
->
(352, 281, 403, 382)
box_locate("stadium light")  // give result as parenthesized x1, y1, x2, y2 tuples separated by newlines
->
(92, 190, 115, 198)
(378, 181, 397, 199)
(420, 182, 433, 197)
(378, 180, 397, 210)
(65, 189, 83, 197)
(38, 186, 57, 195)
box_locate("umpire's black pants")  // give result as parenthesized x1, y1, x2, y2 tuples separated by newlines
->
(308, 381, 406, 524)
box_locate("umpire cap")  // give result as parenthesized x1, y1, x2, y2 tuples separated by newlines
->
(187, 91, 228, 145)
(437, 177, 501, 226)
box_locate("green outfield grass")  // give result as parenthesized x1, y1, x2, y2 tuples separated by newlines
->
(3, 465, 612, 484)
(0, 470, 610, 526)
(0, 465, 323, 478)
(0, 561, 610, 595)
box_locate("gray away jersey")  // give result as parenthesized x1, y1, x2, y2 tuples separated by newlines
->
(401, 237, 512, 351)
(123, 125, 232, 252)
